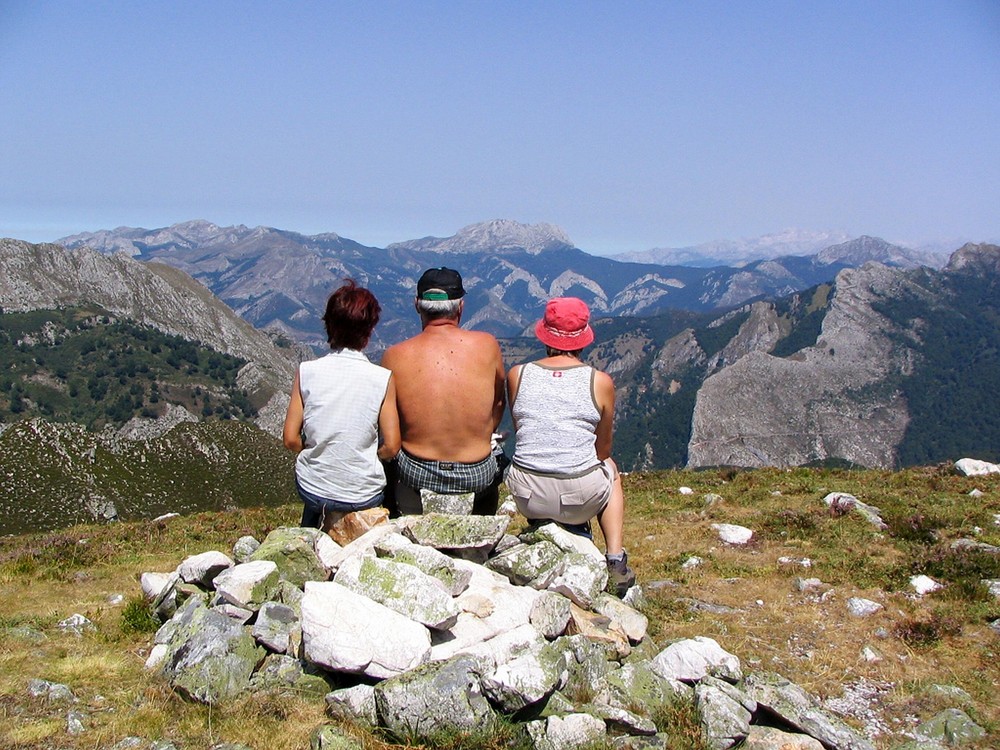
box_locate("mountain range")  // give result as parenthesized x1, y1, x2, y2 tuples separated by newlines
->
(2, 224, 998, 477)
(55, 219, 943, 350)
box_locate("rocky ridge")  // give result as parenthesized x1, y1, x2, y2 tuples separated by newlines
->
(0, 239, 297, 434)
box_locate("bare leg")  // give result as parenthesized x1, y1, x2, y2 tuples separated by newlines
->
(596, 458, 625, 555)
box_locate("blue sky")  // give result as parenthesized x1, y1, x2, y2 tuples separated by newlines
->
(1, 1, 998, 253)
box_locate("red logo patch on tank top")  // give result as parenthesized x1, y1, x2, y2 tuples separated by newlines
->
(552, 371, 563, 378)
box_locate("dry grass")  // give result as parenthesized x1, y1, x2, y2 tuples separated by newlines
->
(0, 467, 998, 748)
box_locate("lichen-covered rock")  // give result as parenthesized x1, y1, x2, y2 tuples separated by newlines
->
(156, 599, 265, 705)
(599, 660, 691, 717)
(232, 535, 260, 563)
(482, 639, 569, 712)
(742, 672, 876, 750)
(374, 532, 471, 595)
(486, 540, 564, 587)
(248, 653, 331, 696)
(374, 654, 494, 741)
(212, 560, 280, 611)
(530, 591, 573, 639)
(547, 552, 608, 608)
(334, 554, 460, 630)
(309, 725, 364, 750)
(696, 676, 753, 749)
(325, 684, 378, 727)
(249, 527, 330, 588)
(915, 708, 987, 746)
(404, 513, 509, 563)
(420, 489, 475, 515)
(301, 581, 430, 679)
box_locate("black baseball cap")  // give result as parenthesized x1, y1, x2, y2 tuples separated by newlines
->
(417, 267, 465, 300)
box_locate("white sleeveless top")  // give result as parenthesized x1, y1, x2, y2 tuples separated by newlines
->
(295, 349, 391, 503)
(511, 362, 601, 475)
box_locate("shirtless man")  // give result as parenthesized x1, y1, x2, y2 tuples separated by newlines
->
(380, 267, 506, 515)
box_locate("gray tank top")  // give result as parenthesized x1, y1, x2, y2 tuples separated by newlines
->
(511, 362, 601, 475)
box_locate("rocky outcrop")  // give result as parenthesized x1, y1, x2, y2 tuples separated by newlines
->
(687, 263, 922, 468)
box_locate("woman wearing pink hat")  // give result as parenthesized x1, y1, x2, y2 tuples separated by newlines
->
(505, 297, 635, 596)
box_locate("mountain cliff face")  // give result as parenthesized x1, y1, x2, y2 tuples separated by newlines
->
(55, 220, 937, 348)
(683, 245, 1000, 469)
(0, 239, 298, 434)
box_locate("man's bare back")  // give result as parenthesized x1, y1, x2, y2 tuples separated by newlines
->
(381, 318, 504, 463)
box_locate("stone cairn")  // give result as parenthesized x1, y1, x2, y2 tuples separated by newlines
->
(141, 497, 878, 750)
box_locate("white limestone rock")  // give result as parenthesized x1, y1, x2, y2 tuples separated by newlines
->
(140, 572, 173, 601)
(301, 581, 430, 679)
(547, 552, 609, 608)
(910, 575, 943, 596)
(954, 458, 1000, 476)
(592, 593, 648, 644)
(712, 523, 754, 545)
(212, 560, 280, 611)
(846, 597, 883, 617)
(176, 551, 234, 587)
(530, 591, 573, 639)
(527, 713, 607, 750)
(650, 636, 742, 683)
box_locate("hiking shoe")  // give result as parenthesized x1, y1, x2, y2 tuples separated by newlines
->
(606, 551, 636, 598)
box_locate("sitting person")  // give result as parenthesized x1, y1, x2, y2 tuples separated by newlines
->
(283, 279, 400, 529)
(380, 267, 506, 515)
(505, 296, 636, 596)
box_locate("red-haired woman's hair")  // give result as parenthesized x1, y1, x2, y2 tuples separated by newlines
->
(323, 279, 381, 350)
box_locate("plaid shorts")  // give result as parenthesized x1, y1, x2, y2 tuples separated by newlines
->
(396, 449, 502, 494)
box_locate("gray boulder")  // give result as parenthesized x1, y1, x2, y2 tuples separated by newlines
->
(249, 527, 330, 588)
(482, 639, 569, 712)
(156, 598, 265, 704)
(547, 552, 608, 608)
(404, 513, 509, 563)
(374, 654, 494, 741)
(325, 684, 378, 727)
(915, 708, 987, 746)
(696, 675, 755, 750)
(742, 672, 876, 750)
(251, 601, 299, 654)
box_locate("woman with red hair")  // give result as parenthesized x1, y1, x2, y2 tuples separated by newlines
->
(283, 279, 400, 528)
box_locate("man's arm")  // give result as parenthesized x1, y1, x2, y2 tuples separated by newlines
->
(377, 375, 401, 460)
(490, 340, 506, 431)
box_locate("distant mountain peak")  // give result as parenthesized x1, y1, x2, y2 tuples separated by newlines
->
(388, 219, 574, 255)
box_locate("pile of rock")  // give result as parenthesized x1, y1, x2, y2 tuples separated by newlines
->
(140, 511, 878, 750)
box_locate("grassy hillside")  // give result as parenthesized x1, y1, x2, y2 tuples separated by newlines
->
(0, 306, 259, 429)
(1, 466, 997, 749)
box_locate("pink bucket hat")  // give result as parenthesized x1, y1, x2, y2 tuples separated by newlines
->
(534, 297, 595, 350)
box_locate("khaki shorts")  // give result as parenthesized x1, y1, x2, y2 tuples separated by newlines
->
(506, 460, 615, 526)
